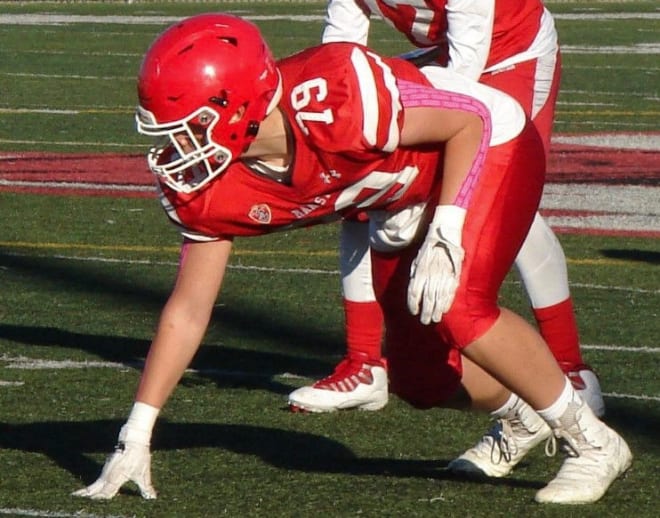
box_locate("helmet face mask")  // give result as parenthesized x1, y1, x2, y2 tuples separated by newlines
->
(135, 13, 282, 193)
(136, 105, 232, 193)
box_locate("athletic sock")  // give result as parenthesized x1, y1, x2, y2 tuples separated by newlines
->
(536, 378, 579, 422)
(533, 298, 584, 370)
(490, 392, 521, 419)
(344, 299, 384, 361)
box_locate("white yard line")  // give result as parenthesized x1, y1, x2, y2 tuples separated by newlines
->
(0, 139, 144, 148)
(561, 43, 660, 54)
(581, 344, 659, 353)
(1, 352, 657, 404)
(604, 393, 660, 402)
(551, 133, 660, 151)
(0, 14, 324, 25)
(1, 250, 659, 294)
(0, 12, 658, 26)
(542, 183, 660, 213)
(0, 509, 130, 518)
(0, 178, 155, 191)
(0, 345, 655, 372)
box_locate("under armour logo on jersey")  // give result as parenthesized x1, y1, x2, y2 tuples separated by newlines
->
(319, 169, 341, 184)
(248, 204, 272, 224)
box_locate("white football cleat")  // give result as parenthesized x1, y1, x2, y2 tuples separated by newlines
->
(448, 400, 552, 478)
(562, 363, 606, 418)
(288, 355, 388, 413)
(535, 399, 632, 504)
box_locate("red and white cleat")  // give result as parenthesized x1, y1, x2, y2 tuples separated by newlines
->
(288, 355, 388, 413)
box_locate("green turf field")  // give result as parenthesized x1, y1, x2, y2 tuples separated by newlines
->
(0, 2, 658, 517)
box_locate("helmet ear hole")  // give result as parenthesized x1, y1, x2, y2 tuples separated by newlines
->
(228, 104, 247, 124)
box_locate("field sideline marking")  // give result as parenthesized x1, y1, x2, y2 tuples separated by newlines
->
(0, 12, 658, 26)
(0, 241, 337, 258)
(1, 107, 657, 118)
(604, 393, 660, 402)
(557, 109, 658, 116)
(1, 355, 657, 404)
(581, 344, 659, 353)
(0, 107, 133, 114)
(0, 242, 655, 266)
(0, 138, 144, 148)
(0, 345, 654, 371)
(1, 249, 658, 295)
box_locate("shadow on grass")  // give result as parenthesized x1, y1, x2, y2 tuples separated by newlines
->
(0, 324, 331, 396)
(599, 399, 660, 457)
(1, 253, 657, 484)
(600, 248, 660, 264)
(0, 238, 348, 396)
(0, 419, 546, 496)
(0, 251, 344, 361)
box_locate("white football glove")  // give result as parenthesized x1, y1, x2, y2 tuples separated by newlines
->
(407, 205, 467, 325)
(72, 424, 157, 500)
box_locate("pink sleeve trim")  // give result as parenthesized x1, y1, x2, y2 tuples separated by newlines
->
(398, 79, 492, 208)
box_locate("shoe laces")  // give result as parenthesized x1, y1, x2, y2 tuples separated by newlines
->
(487, 410, 545, 464)
(544, 404, 604, 461)
(475, 420, 516, 465)
(493, 420, 517, 463)
(546, 434, 612, 478)
(544, 435, 558, 457)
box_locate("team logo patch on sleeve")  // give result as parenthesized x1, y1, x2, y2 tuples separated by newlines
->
(248, 204, 272, 224)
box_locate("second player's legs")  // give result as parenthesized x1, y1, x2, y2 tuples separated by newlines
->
(481, 55, 604, 415)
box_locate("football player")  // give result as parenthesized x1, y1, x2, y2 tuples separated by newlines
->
(289, 0, 606, 433)
(72, 14, 630, 504)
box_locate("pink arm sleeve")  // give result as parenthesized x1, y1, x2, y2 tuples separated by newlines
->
(398, 79, 492, 208)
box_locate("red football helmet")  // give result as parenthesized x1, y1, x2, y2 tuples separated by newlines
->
(135, 13, 282, 193)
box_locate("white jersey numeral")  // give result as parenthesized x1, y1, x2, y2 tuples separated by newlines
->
(290, 78, 334, 135)
(334, 165, 420, 211)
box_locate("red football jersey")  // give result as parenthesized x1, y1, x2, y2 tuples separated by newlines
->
(158, 43, 444, 241)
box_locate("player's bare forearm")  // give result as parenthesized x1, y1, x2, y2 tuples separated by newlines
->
(439, 119, 483, 204)
(401, 106, 483, 203)
(135, 311, 208, 408)
(135, 239, 233, 408)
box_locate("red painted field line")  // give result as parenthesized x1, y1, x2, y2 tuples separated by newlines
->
(1, 143, 658, 236)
